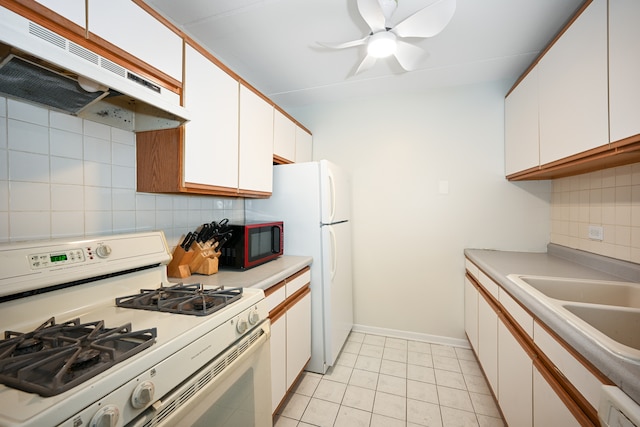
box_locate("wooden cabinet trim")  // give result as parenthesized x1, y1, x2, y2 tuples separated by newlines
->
(506, 0, 593, 97)
(264, 280, 286, 298)
(466, 260, 610, 426)
(506, 142, 640, 181)
(273, 154, 294, 165)
(286, 266, 311, 283)
(286, 285, 311, 310)
(533, 358, 596, 427)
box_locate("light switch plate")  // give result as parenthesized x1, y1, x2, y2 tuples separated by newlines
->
(588, 225, 604, 241)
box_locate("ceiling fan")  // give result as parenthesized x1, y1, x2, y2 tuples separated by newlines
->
(321, 0, 456, 74)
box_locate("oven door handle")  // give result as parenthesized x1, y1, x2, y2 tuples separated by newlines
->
(130, 321, 271, 427)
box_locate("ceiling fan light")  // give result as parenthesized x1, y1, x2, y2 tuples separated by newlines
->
(367, 31, 397, 58)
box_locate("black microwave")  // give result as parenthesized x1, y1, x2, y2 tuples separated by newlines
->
(219, 221, 284, 269)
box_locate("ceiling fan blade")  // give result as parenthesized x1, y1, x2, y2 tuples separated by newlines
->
(318, 36, 369, 50)
(392, 0, 456, 38)
(357, 0, 387, 32)
(354, 54, 377, 75)
(393, 40, 428, 71)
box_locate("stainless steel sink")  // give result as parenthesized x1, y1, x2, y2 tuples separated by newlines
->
(507, 274, 640, 360)
(511, 275, 640, 308)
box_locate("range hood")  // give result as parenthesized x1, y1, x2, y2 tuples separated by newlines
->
(0, 6, 190, 132)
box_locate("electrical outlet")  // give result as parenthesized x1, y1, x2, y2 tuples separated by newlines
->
(588, 225, 604, 241)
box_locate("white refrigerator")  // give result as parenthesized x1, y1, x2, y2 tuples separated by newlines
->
(246, 160, 354, 374)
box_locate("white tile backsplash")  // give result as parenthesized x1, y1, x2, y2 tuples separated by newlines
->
(9, 151, 49, 182)
(551, 164, 640, 263)
(0, 98, 244, 245)
(50, 110, 83, 133)
(10, 181, 50, 211)
(7, 99, 48, 126)
(51, 185, 84, 211)
(51, 156, 83, 184)
(8, 119, 49, 154)
(50, 128, 83, 158)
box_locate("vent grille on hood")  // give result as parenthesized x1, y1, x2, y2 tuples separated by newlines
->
(0, 54, 109, 115)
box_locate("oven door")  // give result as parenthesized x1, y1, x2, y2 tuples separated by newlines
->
(130, 321, 272, 427)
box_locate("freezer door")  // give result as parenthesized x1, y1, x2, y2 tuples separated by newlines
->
(320, 160, 351, 224)
(322, 220, 354, 367)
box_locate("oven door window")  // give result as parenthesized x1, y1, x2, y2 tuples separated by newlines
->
(131, 323, 272, 427)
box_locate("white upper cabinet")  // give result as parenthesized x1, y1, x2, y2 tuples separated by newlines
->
(609, 0, 640, 143)
(34, 0, 85, 28)
(183, 44, 239, 190)
(87, 0, 182, 81)
(273, 109, 296, 163)
(239, 85, 274, 193)
(295, 127, 313, 163)
(537, 0, 608, 165)
(505, 68, 539, 176)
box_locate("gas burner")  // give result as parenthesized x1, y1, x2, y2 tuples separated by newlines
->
(0, 317, 156, 396)
(116, 284, 243, 316)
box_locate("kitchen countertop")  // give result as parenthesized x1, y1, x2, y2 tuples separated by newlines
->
(464, 244, 640, 405)
(169, 255, 313, 291)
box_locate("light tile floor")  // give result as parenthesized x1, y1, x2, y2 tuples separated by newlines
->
(274, 332, 505, 427)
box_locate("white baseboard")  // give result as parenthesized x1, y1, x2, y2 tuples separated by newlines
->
(352, 324, 470, 349)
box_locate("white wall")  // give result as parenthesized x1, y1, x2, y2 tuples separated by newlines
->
(291, 81, 551, 341)
(0, 96, 244, 247)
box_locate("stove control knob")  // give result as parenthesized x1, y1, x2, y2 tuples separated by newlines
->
(96, 244, 112, 258)
(90, 404, 119, 427)
(131, 380, 155, 409)
(248, 310, 260, 325)
(236, 317, 248, 334)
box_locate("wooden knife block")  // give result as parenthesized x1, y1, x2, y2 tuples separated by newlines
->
(167, 242, 220, 278)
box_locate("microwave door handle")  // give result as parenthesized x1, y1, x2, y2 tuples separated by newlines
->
(271, 226, 280, 253)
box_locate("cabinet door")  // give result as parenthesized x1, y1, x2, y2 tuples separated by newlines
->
(498, 318, 533, 427)
(295, 127, 313, 163)
(238, 85, 274, 193)
(533, 363, 582, 427)
(270, 315, 286, 414)
(505, 68, 539, 176)
(273, 110, 296, 163)
(477, 291, 498, 395)
(183, 45, 239, 189)
(609, 0, 640, 143)
(286, 291, 311, 390)
(34, 0, 85, 28)
(538, 0, 608, 165)
(464, 277, 478, 351)
(87, 0, 182, 81)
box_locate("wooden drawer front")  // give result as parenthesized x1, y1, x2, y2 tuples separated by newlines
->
(465, 258, 480, 279)
(479, 270, 500, 300)
(533, 321, 603, 409)
(285, 268, 311, 297)
(499, 288, 534, 338)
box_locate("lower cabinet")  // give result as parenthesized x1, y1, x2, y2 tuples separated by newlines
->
(465, 257, 605, 427)
(477, 290, 498, 395)
(265, 267, 312, 414)
(498, 316, 533, 427)
(533, 361, 583, 427)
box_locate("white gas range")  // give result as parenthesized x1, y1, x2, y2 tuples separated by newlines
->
(0, 231, 272, 427)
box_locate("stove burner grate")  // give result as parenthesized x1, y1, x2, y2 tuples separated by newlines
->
(0, 317, 156, 396)
(115, 284, 243, 316)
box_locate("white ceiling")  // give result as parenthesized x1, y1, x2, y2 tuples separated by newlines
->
(145, 0, 585, 112)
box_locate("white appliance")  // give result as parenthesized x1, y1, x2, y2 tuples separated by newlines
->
(599, 385, 640, 427)
(0, 231, 271, 427)
(246, 160, 354, 374)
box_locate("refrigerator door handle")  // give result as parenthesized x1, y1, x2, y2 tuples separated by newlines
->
(328, 168, 336, 223)
(329, 225, 337, 280)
